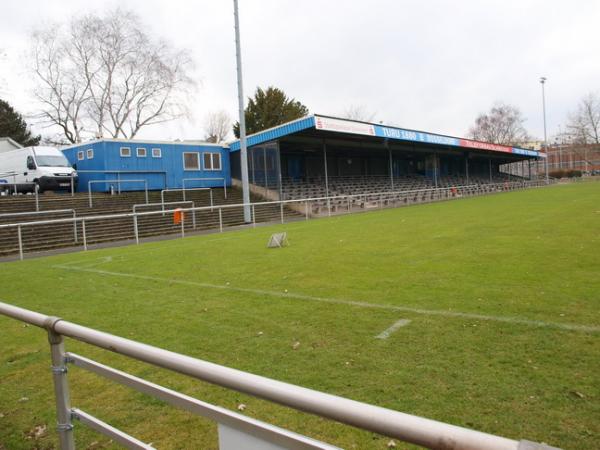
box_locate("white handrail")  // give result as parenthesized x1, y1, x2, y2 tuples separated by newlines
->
(0, 301, 559, 450)
(183, 177, 227, 198)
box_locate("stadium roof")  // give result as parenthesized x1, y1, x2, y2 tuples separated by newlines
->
(229, 115, 544, 158)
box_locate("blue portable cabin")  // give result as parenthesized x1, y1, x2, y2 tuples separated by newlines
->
(61, 139, 230, 192)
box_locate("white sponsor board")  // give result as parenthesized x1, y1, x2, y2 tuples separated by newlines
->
(314, 115, 375, 136)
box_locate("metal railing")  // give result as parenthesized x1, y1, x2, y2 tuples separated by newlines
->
(0, 180, 551, 260)
(183, 177, 227, 198)
(88, 179, 148, 208)
(0, 301, 558, 450)
(160, 187, 213, 211)
(132, 201, 196, 243)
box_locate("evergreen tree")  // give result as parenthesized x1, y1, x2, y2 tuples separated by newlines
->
(0, 99, 41, 146)
(233, 87, 309, 138)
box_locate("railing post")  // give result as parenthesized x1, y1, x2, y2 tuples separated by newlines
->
(35, 183, 40, 212)
(181, 213, 185, 238)
(133, 214, 139, 245)
(192, 204, 197, 229)
(305, 201, 309, 220)
(219, 208, 223, 233)
(144, 181, 149, 205)
(72, 213, 78, 244)
(45, 317, 75, 450)
(252, 205, 256, 228)
(280, 202, 284, 224)
(70, 175, 75, 197)
(223, 179, 227, 199)
(88, 182, 93, 208)
(82, 219, 87, 251)
(210, 190, 214, 212)
(17, 225, 23, 261)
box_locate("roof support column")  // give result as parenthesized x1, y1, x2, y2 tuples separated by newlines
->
(323, 140, 330, 214)
(387, 141, 394, 191)
(489, 158, 492, 183)
(465, 154, 469, 184)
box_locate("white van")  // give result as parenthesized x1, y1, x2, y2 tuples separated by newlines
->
(0, 146, 78, 193)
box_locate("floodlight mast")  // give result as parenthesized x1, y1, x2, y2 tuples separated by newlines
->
(540, 76, 549, 183)
(233, 0, 251, 222)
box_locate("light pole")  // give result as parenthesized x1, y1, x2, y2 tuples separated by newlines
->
(233, 0, 251, 222)
(540, 77, 549, 183)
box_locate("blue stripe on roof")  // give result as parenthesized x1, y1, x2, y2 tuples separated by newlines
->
(229, 116, 315, 151)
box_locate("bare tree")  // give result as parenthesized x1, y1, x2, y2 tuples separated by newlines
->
(566, 92, 600, 144)
(341, 104, 376, 122)
(468, 103, 530, 145)
(30, 9, 196, 143)
(203, 110, 232, 143)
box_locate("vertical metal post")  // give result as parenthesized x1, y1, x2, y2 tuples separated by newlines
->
(144, 181, 149, 204)
(280, 201, 284, 224)
(489, 158, 492, 183)
(192, 205, 197, 229)
(46, 322, 75, 450)
(323, 141, 330, 215)
(388, 144, 394, 190)
(263, 146, 268, 195)
(35, 184, 40, 212)
(88, 182, 93, 208)
(17, 225, 23, 261)
(540, 77, 549, 183)
(70, 175, 75, 197)
(72, 213, 78, 244)
(233, 0, 251, 222)
(133, 214, 139, 245)
(181, 213, 185, 238)
(252, 204, 256, 228)
(117, 172, 121, 194)
(305, 201, 309, 220)
(82, 219, 87, 251)
(210, 190, 214, 211)
(465, 155, 469, 185)
(347, 196, 351, 213)
(223, 179, 228, 199)
(219, 208, 223, 232)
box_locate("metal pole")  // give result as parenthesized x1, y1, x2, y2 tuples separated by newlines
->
(489, 158, 492, 183)
(465, 155, 469, 184)
(233, 0, 251, 222)
(134, 214, 139, 245)
(117, 172, 121, 194)
(252, 204, 256, 228)
(540, 77, 549, 183)
(219, 208, 223, 233)
(388, 144, 394, 190)
(181, 213, 185, 238)
(82, 219, 87, 251)
(210, 190, 214, 211)
(192, 203, 196, 229)
(280, 201, 284, 224)
(71, 174, 75, 197)
(305, 201, 309, 220)
(35, 183, 39, 212)
(72, 212, 78, 244)
(46, 323, 75, 450)
(263, 146, 268, 195)
(223, 179, 227, 199)
(323, 141, 330, 215)
(144, 181, 148, 204)
(88, 181, 93, 208)
(17, 225, 23, 261)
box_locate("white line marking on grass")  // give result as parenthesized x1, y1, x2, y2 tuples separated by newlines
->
(375, 319, 411, 339)
(52, 264, 600, 334)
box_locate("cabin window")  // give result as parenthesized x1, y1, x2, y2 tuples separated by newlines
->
(78, 151, 84, 161)
(120, 147, 131, 157)
(203, 152, 222, 171)
(86, 149, 94, 159)
(137, 147, 147, 157)
(152, 148, 162, 158)
(183, 152, 200, 170)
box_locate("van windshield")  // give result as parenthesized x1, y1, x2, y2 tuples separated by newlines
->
(35, 155, 71, 167)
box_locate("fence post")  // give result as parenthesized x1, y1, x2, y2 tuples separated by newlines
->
(252, 205, 256, 228)
(305, 201, 309, 220)
(347, 196, 351, 213)
(144, 181, 149, 204)
(280, 202, 284, 224)
(223, 179, 227, 199)
(72, 213, 78, 244)
(82, 219, 87, 251)
(70, 175, 75, 197)
(88, 182, 93, 208)
(35, 184, 40, 212)
(45, 318, 75, 450)
(192, 204, 197, 229)
(210, 190, 214, 212)
(181, 213, 185, 238)
(133, 214, 139, 245)
(219, 208, 223, 233)
(17, 225, 23, 261)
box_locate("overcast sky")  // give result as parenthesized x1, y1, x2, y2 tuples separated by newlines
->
(1, 0, 598, 143)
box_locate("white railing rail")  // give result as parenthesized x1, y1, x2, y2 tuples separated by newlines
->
(88, 179, 148, 208)
(0, 301, 559, 450)
(0, 180, 551, 260)
(183, 177, 227, 198)
(160, 187, 213, 212)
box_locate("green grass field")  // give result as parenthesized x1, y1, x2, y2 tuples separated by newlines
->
(1, 182, 599, 449)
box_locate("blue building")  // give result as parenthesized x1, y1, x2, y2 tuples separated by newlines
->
(61, 139, 230, 192)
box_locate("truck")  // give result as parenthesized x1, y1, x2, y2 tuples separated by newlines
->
(0, 146, 78, 193)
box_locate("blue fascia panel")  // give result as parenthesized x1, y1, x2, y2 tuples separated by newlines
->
(229, 116, 316, 151)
